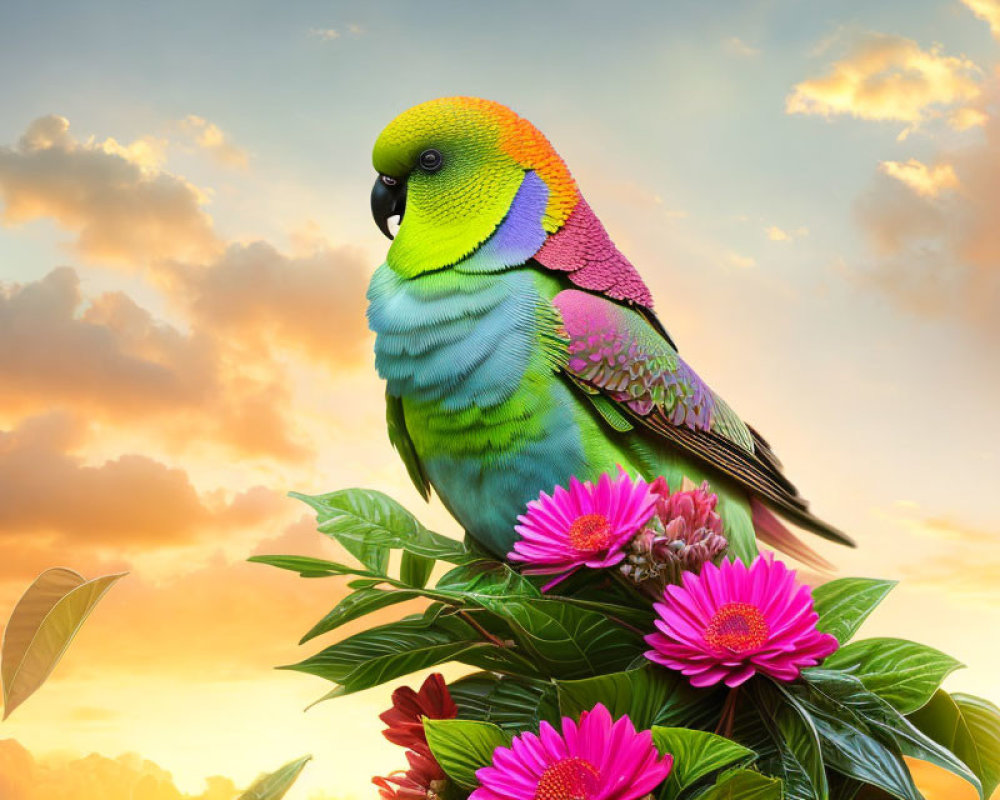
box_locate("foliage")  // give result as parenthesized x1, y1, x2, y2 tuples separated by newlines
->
(236, 755, 311, 800)
(1, 568, 126, 720)
(253, 487, 1000, 800)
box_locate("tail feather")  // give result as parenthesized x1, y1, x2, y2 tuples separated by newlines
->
(751, 497, 835, 572)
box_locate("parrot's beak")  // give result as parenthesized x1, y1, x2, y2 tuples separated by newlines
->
(371, 174, 406, 240)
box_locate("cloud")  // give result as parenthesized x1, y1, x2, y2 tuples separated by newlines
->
(852, 74, 1000, 336)
(309, 27, 340, 40)
(0, 513, 424, 679)
(726, 251, 757, 268)
(962, 0, 1000, 40)
(765, 225, 809, 242)
(879, 508, 1000, 599)
(878, 159, 960, 198)
(309, 24, 363, 40)
(0, 739, 239, 800)
(162, 239, 371, 367)
(0, 116, 220, 266)
(0, 268, 307, 460)
(950, 106, 989, 130)
(178, 116, 249, 169)
(0, 412, 285, 556)
(722, 36, 760, 57)
(786, 32, 983, 134)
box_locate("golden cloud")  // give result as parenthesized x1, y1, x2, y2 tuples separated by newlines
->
(765, 225, 808, 242)
(0, 738, 239, 800)
(178, 116, 249, 169)
(0, 115, 221, 266)
(162, 239, 371, 367)
(787, 32, 983, 133)
(853, 75, 1000, 334)
(0, 268, 307, 460)
(878, 159, 959, 198)
(0, 513, 423, 680)
(726, 252, 757, 268)
(872, 507, 1000, 600)
(0, 412, 286, 558)
(963, 0, 1000, 40)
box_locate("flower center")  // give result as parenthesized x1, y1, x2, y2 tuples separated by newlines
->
(534, 757, 600, 800)
(705, 602, 769, 654)
(567, 513, 613, 553)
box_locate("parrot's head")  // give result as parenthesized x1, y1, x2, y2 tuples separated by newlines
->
(371, 97, 580, 277)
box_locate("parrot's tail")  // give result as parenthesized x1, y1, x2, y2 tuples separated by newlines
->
(751, 497, 836, 572)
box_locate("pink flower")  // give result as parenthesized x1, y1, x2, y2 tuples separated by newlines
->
(622, 477, 728, 586)
(644, 554, 838, 688)
(508, 471, 657, 589)
(470, 703, 672, 800)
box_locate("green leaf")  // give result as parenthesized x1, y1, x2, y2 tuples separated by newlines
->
(424, 718, 511, 790)
(827, 773, 865, 800)
(651, 727, 755, 800)
(795, 670, 983, 799)
(436, 560, 540, 599)
(910, 690, 1000, 799)
(557, 666, 723, 732)
(823, 637, 963, 714)
(742, 679, 828, 800)
(449, 672, 560, 731)
(347, 577, 383, 589)
(299, 587, 421, 643)
(292, 488, 473, 565)
(781, 677, 921, 800)
(952, 694, 1000, 799)
(2, 568, 126, 720)
(400, 551, 435, 588)
(281, 615, 489, 699)
(237, 755, 311, 800)
(695, 768, 782, 800)
(546, 569, 656, 628)
(806, 670, 981, 795)
(472, 596, 643, 679)
(248, 554, 378, 579)
(812, 578, 896, 645)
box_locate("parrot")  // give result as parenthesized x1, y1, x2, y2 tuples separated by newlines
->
(365, 96, 853, 565)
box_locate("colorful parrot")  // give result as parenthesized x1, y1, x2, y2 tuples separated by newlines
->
(366, 97, 853, 564)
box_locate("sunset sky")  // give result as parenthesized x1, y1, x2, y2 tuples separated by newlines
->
(1, 1, 999, 797)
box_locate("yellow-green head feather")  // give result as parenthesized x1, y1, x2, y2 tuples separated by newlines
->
(372, 97, 579, 277)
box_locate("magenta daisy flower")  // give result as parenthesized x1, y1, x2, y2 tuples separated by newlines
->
(470, 703, 672, 800)
(644, 554, 838, 688)
(508, 471, 656, 588)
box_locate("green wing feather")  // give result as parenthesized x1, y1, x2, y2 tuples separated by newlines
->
(385, 391, 431, 501)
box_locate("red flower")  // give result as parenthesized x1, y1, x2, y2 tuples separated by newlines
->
(379, 672, 458, 754)
(373, 674, 458, 799)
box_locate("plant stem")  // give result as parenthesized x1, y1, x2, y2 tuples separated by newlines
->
(715, 685, 741, 739)
(458, 609, 507, 647)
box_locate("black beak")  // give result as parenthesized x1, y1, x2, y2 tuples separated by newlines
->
(371, 174, 406, 240)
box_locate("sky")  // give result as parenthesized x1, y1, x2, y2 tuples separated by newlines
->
(0, 0, 998, 797)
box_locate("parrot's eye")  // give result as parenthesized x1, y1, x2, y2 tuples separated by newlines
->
(380, 174, 398, 187)
(418, 148, 443, 172)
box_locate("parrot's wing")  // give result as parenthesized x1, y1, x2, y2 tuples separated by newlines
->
(552, 288, 852, 546)
(385, 391, 431, 501)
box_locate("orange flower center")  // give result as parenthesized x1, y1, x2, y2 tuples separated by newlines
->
(567, 513, 613, 553)
(534, 757, 600, 800)
(705, 602, 769, 654)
